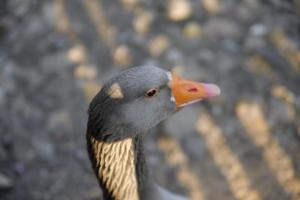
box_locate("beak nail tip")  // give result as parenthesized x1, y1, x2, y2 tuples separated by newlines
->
(203, 84, 221, 96)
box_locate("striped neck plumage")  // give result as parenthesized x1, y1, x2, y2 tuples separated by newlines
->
(88, 135, 148, 200)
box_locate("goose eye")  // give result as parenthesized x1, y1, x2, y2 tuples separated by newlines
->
(146, 88, 158, 97)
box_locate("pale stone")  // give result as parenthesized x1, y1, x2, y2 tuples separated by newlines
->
(148, 35, 170, 57)
(183, 22, 202, 39)
(133, 12, 153, 34)
(67, 45, 86, 64)
(122, 0, 138, 5)
(74, 65, 97, 80)
(87, 187, 102, 199)
(0, 173, 13, 190)
(271, 85, 295, 104)
(121, 0, 139, 10)
(82, 81, 102, 101)
(250, 23, 267, 36)
(167, 0, 192, 21)
(171, 65, 185, 76)
(203, 0, 220, 14)
(113, 45, 132, 68)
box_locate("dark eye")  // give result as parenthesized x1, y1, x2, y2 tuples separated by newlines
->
(146, 88, 158, 97)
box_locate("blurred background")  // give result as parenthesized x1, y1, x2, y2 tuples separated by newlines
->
(1, 0, 300, 199)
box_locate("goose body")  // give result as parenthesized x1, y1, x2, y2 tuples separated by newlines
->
(86, 66, 220, 200)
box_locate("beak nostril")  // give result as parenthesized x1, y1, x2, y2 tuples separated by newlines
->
(188, 87, 198, 92)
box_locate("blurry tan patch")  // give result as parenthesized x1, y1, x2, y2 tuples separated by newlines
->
(202, 0, 220, 14)
(148, 35, 170, 57)
(74, 65, 98, 80)
(271, 85, 295, 105)
(171, 65, 185, 76)
(54, 0, 78, 41)
(83, 0, 117, 50)
(113, 45, 132, 68)
(159, 137, 204, 200)
(121, 0, 139, 11)
(86, 187, 102, 199)
(271, 85, 295, 120)
(133, 11, 153, 35)
(183, 22, 202, 39)
(270, 29, 300, 72)
(246, 55, 274, 76)
(236, 102, 300, 199)
(108, 83, 124, 99)
(82, 81, 102, 101)
(196, 113, 261, 200)
(54, 0, 101, 104)
(167, 0, 192, 21)
(67, 45, 87, 64)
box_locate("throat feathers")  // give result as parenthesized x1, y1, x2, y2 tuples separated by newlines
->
(89, 136, 139, 200)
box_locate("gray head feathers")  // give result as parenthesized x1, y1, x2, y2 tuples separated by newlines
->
(87, 66, 176, 142)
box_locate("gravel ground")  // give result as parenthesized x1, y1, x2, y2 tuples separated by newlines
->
(1, 0, 300, 200)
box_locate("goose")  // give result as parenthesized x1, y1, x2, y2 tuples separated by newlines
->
(86, 66, 220, 200)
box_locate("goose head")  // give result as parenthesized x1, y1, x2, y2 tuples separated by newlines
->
(87, 65, 220, 142)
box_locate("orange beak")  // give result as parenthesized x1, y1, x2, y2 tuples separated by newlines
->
(169, 73, 220, 108)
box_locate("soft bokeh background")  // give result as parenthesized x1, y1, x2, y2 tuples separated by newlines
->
(1, 0, 300, 200)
